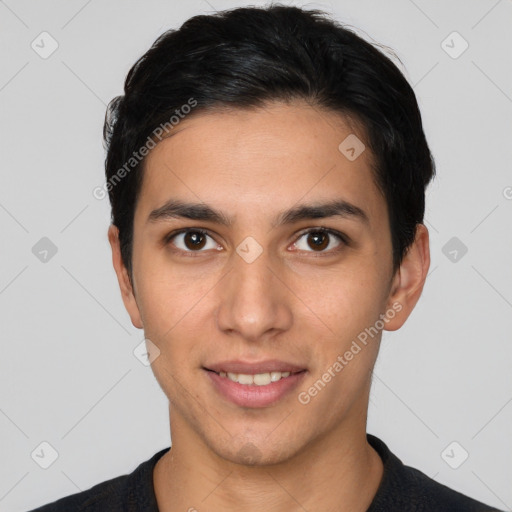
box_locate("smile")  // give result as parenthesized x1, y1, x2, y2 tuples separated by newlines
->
(217, 370, 293, 386)
(204, 366, 307, 408)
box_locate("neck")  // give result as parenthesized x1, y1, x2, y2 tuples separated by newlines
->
(153, 405, 383, 512)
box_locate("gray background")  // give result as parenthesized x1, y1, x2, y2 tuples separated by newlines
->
(1, 0, 511, 510)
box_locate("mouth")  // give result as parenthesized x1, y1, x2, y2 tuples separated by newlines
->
(203, 361, 307, 408)
(204, 368, 305, 386)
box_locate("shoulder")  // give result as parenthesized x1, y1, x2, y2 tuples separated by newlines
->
(27, 474, 131, 512)
(27, 447, 170, 512)
(367, 434, 503, 512)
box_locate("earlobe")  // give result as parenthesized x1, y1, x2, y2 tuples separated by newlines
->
(107, 224, 144, 330)
(384, 224, 430, 331)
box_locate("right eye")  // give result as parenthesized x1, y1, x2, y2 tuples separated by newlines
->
(165, 229, 222, 254)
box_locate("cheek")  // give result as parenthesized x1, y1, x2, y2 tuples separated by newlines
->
(134, 248, 217, 331)
(296, 264, 389, 407)
(296, 264, 387, 338)
(299, 273, 383, 416)
(133, 263, 220, 383)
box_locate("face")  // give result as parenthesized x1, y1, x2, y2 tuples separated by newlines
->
(109, 100, 428, 465)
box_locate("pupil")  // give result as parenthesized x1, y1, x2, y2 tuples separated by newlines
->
(185, 231, 206, 250)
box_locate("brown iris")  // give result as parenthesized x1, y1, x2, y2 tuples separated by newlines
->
(307, 231, 329, 251)
(184, 231, 207, 250)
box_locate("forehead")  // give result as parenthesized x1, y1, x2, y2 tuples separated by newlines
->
(135, 101, 385, 226)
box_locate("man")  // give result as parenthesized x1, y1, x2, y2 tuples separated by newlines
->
(30, 4, 502, 511)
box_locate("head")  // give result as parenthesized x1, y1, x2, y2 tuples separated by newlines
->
(105, 4, 434, 465)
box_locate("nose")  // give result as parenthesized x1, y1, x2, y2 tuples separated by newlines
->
(215, 248, 293, 343)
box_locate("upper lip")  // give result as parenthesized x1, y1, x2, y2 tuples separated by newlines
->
(204, 360, 306, 375)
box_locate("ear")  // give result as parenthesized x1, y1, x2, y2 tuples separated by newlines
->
(384, 223, 430, 331)
(107, 224, 143, 329)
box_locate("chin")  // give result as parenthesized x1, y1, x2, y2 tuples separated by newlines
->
(211, 434, 304, 467)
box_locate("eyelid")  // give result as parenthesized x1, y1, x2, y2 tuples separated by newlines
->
(164, 227, 210, 244)
(295, 226, 348, 242)
(164, 226, 349, 254)
(292, 227, 349, 253)
(164, 228, 220, 253)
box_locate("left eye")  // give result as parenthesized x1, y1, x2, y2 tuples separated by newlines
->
(293, 228, 345, 253)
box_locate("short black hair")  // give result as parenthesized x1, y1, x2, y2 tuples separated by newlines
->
(103, 3, 435, 282)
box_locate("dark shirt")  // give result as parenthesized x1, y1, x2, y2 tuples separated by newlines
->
(28, 433, 503, 511)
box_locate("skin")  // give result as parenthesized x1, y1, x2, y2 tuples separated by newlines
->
(108, 100, 430, 512)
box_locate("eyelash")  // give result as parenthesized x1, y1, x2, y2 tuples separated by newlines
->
(163, 227, 349, 257)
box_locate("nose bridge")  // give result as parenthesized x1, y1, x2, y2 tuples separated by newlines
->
(215, 243, 292, 340)
(234, 244, 273, 293)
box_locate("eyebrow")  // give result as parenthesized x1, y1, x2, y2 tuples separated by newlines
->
(147, 198, 369, 228)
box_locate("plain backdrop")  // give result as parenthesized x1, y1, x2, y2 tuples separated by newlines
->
(1, 1, 511, 510)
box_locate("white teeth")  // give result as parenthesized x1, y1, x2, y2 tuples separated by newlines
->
(253, 373, 271, 385)
(237, 373, 254, 385)
(274, 371, 290, 380)
(220, 371, 292, 385)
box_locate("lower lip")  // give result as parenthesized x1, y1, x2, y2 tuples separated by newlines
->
(205, 369, 307, 408)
